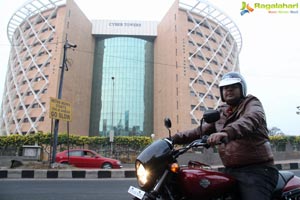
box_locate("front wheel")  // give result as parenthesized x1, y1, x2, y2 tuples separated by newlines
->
(101, 162, 112, 169)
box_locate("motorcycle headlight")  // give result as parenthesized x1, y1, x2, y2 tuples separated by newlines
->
(136, 161, 149, 187)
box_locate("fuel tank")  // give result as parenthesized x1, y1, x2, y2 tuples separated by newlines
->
(282, 175, 300, 198)
(178, 165, 237, 199)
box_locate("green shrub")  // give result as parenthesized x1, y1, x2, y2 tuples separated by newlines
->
(269, 135, 288, 145)
(0, 132, 153, 151)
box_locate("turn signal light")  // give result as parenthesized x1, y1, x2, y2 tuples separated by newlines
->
(170, 163, 180, 173)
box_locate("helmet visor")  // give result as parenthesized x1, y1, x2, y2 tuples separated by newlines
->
(219, 78, 241, 87)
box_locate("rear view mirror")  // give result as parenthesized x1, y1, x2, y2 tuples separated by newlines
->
(203, 110, 220, 123)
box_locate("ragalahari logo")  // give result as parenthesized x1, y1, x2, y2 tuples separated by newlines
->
(240, 2, 254, 15)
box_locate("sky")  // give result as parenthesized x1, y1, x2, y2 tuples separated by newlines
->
(0, 0, 299, 135)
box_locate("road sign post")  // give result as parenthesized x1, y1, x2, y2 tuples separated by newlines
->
(49, 97, 72, 165)
(50, 38, 76, 165)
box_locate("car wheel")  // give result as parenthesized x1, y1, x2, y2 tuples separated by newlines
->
(102, 163, 112, 169)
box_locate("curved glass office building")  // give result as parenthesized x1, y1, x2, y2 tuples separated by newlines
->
(1, 0, 242, 138)
(89, 36, 154, 136)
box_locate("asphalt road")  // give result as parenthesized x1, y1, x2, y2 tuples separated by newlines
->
(1, 170, 300, 200)
(0, 178, 137, 200)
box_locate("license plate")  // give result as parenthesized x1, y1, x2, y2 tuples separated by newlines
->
(128, 186, 145, 199)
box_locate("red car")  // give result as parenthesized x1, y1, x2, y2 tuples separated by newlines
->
(55, 149, 122, 169)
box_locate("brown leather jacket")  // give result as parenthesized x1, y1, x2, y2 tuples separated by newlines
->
(172, 95, 274, 168)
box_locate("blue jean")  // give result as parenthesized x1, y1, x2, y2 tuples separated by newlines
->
(224, 165, 279, 200)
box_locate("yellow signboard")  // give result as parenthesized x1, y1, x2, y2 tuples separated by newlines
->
(49, 97, 72, 122)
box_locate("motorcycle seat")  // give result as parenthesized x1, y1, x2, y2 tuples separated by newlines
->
(273, 171, 294, 197)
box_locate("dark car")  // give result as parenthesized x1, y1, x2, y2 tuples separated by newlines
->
(55, 149, 122, 169)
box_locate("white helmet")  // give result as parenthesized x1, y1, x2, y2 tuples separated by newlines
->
(219, 72, 247, 102)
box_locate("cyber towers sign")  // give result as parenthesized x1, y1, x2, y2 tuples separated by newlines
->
(91, 20, 158, 36)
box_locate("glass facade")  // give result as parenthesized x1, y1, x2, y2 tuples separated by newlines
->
(89, 37, 154, 137)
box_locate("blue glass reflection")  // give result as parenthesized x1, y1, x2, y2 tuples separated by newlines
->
(92, 37, 154, 137)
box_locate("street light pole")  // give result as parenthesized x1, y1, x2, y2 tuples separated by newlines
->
(112, 76, 115, 131)
(51, 38, 77, 165)
(110, 76, 115, 157)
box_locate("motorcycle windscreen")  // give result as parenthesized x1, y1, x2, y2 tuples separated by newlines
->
(136, 139, 173, 188)
(137, 139, 173, 166)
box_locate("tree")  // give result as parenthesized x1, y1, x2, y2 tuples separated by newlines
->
(268, 127, 284, 136)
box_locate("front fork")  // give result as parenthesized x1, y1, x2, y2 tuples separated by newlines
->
(142, 169, 176, 200)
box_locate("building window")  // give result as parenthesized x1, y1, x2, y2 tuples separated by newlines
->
(41, 89, 47, 94)
(200, 106, 206, 111)
(198, 79, 205, 85)
(210, 37, 216, 43)
(197, 54, 204, 60)
(204, 46, 211, 51)
(189, 65, 196, 71)
(191, 118, 198, 124)
(217, 52, 223, 57)
(51, 13, 57, 19)
(207, 94, 213, 99)
(32, 103, 39, 108)
(212, 60, 218, 65)
(190, 90, 196, 96)
(196, 31, 203, 37)
(188, 40, 194, 46)
(204, 69, 213, 75)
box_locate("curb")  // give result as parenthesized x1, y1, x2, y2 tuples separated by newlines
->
(1, 162, 299, 179)
(0, 169, 136, 179)
(275, 162, 300, 170)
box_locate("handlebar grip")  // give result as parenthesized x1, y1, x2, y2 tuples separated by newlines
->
(201, 135, 209, 142)
(201, 135, 210, 149)
(220, 137, 228, 144)
(201, 135, 227, 148)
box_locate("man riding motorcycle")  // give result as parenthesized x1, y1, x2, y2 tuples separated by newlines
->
(172, 72, 279, 200)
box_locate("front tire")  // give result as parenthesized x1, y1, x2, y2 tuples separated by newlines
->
(101, 162, 112, 169)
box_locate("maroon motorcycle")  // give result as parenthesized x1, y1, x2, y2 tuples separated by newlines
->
(128, 110, 300, 200)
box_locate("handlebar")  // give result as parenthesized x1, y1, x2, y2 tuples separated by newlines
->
(164, 135, 227, 159)
(166, 136, 210, 158)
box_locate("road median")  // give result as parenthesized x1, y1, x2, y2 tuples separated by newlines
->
(1, 161, 300, 179)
